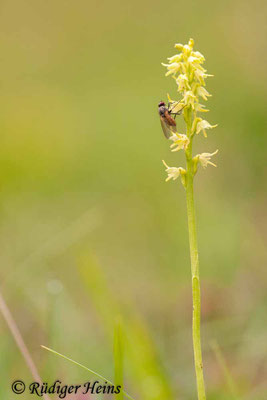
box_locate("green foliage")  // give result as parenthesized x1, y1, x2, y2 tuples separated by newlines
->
(78, 253, 174, 400)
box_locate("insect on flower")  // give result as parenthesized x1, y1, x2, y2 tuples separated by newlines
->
(158, 100, 184, 139)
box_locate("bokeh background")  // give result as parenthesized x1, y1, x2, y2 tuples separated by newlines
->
(0, 0, 267, 399)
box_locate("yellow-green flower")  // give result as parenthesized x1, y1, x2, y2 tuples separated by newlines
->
(196, 119, 218, 137)
(194, 69, 213, 84)
(182, 44, 192, 56)
(162, 160, 186, 182)
(191, 51, 205, 63)
(169, 133, 190, 151)
(167, 54, 183, 63)
(194, 150, 218, 168)
(174, 43, 184, 51)
(176, 74, 190, 91)
(162, 62, 181, 76)
(197, 86, 211, 101)
(183, 91, 197, 108)
(195, 103, 209, 113)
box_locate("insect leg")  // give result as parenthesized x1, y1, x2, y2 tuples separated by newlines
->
(170, 111, 180, 118)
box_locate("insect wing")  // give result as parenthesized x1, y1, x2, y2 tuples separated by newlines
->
(160, 117, 170, 138)
(169, 100, 185, 115)
(160, 116, 175, 139)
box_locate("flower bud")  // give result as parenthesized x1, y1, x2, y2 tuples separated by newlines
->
(188, 38, 194, 49)
(174, 43, 184, 50)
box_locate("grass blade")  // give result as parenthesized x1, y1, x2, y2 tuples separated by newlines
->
(41, 345, 135, 400)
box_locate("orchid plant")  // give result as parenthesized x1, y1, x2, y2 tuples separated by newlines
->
(161, 38, 218, 400)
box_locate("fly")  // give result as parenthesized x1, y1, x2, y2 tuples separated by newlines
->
(158, 100, 184, 139)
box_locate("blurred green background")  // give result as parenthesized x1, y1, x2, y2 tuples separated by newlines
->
(0, 0, 266, 399)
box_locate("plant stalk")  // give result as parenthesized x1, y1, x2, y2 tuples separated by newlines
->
(185, 109, 206, 400)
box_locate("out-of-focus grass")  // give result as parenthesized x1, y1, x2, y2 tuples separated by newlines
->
(114, 317, 124, 400)
(0, 0, 266, 398)
(78, 253, 174, 400)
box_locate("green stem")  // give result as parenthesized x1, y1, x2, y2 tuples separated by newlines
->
(185, 109, 206, 400)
